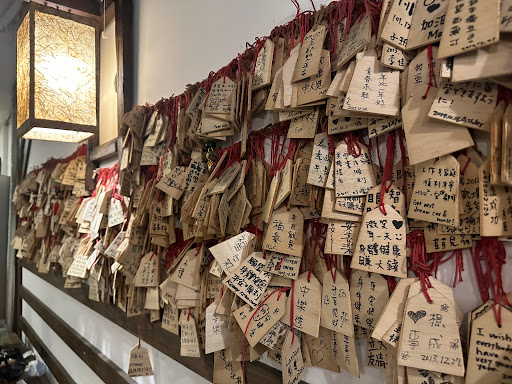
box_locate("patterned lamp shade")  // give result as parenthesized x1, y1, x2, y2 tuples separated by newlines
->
(17, 3, 98, 142)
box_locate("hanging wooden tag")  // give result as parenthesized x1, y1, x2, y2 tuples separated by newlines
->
(306, 327, 340, 372)
(170, 249, 201, 290)
(337, 15, 371, 68)
(253, 39, 275, 90)
(465, 305, 512, 384)
(233, 289, 286, 347)
(333, 331, 360, 378)
(380, 0, 417, 50)
(368, 116, 403, 139)
(156, 166, 186, 200)
(307, 133, 333, 187)
(437, 0, 500, 59)
(409, 155, 460, 226)
(290, 157, 311, 206)
(204, 77, 236, 116)
(427, 81, 498, 131)
(372, 277, 418, 347)
(274, 159, 293, 208)
(335, 195, 365, 215)
(162, 304, 179, 335)
(294, 49, 331, 106)
(322, 188, 361, 222)
(324, 220, 360, 256)
(344, 55, 400, 116)
(266, 67, 283, 110)
(209, 162, 242, 196)
(407, 0, 449, 50)
(364, 183, 406, 217)
(479, 159, 512, 236)
(128, 345, 154, 377)
(282, 272, 322, 338)
(366, 337, 391, 369)
(397, 288, 464, 376)
(490, 101, 508, 185)
(223, 252, 272, 307)
(213, 349, 243, 384)
(260, 321, 287, 350)
(380, 43, 413, 70)
(423, 222, 472, 253)
(404, 367, 464, 384)
(133, 252, 158, 288)
(321, 270, 354, 336)
(264, 252, 301, 280)
(351, 205, 407, 278)
(283, 44, 302, 107)
(263, 207, 304, 257)
(205, 300, 231, 354)
(288, 109, 319, 139)
(209, 231, 255, 275)
(272, 37, 286, 80)
(334, 141, 376, 197)
(350, 270, 389, 330)
(456, 154, 479, 218)
(180, 312, 201, 358)
(281, 330, 306, 384)
(293, 25, 327, 82)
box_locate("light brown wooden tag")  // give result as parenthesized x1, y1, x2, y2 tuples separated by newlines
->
(402, 90, 474, 165)
(490, 101, 507, 185)
(409, 155, 460, 226)
(333, 331, 360, 377)
(223, 252, 272, 307)
(128, 345, 154, 377)
(259, 321, 287, 350)
(479, 159, 512, 236)
(156, 166, 186, 199)
(456, 154, 479, 217)
(307, 133, 333, 187)
(424, 222, 472, 253)
(213, 349, 243, 384)
(334, 141, 376, 197)
(262, 171, 281, 223)
(283, 44, 302, 107)
(288, 109, 319, 139)
(233, 290, 286, 347)
(427, 81, 497, 131)
(209, 231, 255, 275)
(263, 207, 304, 257)
(170, 249, 201, 290)
(502, 103, 512, 186)
(134, 252, 158, 287)
(381, 43, 413, 71)
(437, 0, 500, 59)
(306, 327, 340, 372)
(368, 116, 403, 139)
(337, 15, 371, 67)
(350, 270, 389, 330)
(405, 366, 464, 384)
(205, 300, 231, 354)
(204, 77, 236, 116)
(186, 87, 206, 120)
(344, 55, 400, 116)
(465, 305, 512, 384)
(452, 36, 512, 82)
(295, 49, 331, 106)
(324, 220, 360, 256)
(264, 252, 301, 280)
(282, 272, 322, 338)
(407, 0, 449, 50)
(281, 330, 306, 384)
(364, 183, 406, 217)
(397, 288, 464, 376)
(380, 0, 417, 50)
(253, 39, 274, 90)
(161, 303, 179, 335)
(209, 162, 242, 196)
(367, 337, 391, 369)
(266, 67, 283, 111)
(321, 270, 354, 336)
(179, 312, 200, 358)
(293, 25, 327, 82)
(290, 158, 311, 206)
(275, 159, 293, 208)
(335, 195, 366, 216)
(351, 205, 407, 278)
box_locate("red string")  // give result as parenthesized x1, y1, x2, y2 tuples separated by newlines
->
(378, 131, 396, 215)
(187, 307, 191, 321)
(422, 45, 437, 100)
(460, 157, 471, 175)
(138, 314, 141, 348)
(407, 230, 432, 303)
(344, 132, 362, 157)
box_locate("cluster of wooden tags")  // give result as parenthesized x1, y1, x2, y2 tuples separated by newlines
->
(12, 0, 512, 383)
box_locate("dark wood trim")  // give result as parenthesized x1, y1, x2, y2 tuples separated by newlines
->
(13, 260, 23, 336)
(90, 137, 119, 162)
(20, 284, 136, 384)
(100, 2, 116, 33)
(20, 260, 299, 384)
(28, 0, 102, 19)
(17, 119, 98, 139)
(19, 316, 77, 384)
(114, 0, 133, 127)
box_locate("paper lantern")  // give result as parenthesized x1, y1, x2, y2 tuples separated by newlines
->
(16, 3, 98, 143)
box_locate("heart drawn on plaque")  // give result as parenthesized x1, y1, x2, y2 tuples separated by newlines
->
(407, 310, 427, 324)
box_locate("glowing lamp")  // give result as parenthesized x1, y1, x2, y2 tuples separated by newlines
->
(17, 3, 98, 142)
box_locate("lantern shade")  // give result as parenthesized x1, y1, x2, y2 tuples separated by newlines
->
(16, 3, 98, 142)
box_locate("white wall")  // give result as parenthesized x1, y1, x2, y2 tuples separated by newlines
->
(19, 1, 512, 384)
